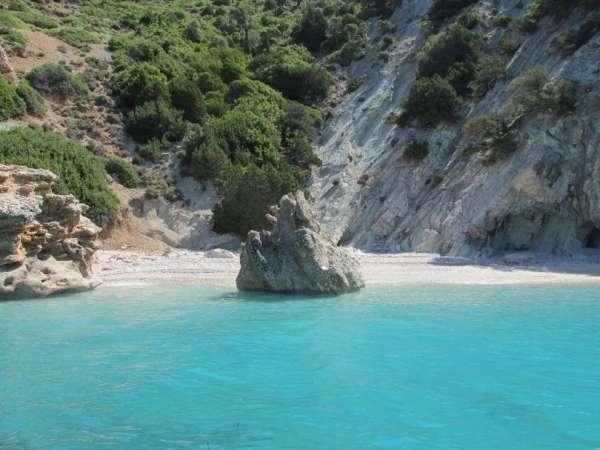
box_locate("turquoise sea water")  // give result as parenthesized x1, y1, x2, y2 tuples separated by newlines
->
(1, 284, 600, 449)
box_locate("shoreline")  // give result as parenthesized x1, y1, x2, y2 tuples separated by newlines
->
(95, 250, 600, 288)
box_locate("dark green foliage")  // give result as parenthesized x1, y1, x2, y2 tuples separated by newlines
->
(137, 139, 167, 162)
(347, 75, 368, 93)
(427, 0, 478, 25)
(494, 16, 511, 28)
(111, 63, 169, 109)
(462, 115, 517, 164)
(0, 127, 118, 223)
(506, 66, 578, 116)
(125, 100, 187, 143)
(516, 0, 544, 32)
(418, 24, 482, 96)
(293, 5, 328, 52)
(184, 19, 203, 43)
(401, 75, 462, 125)
(556, 12, 600, 53)
(26, 64, 90, 102)
(469, 54, 506, 99)
(403, 140, 429, 161)
(15, 80, 46, 117)
(0, 76, 25, 120)
(251, 45, 333, 102)
(212, 164, 302, 236)
(105, 156, 141, 188)
(169, 76, 206, 123)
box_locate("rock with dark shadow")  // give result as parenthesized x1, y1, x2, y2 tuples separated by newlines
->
(237, 191, 364, 294)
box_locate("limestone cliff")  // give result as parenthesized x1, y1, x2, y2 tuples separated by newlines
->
(311, 0, 600, 257)
(0, 165, 101, 298)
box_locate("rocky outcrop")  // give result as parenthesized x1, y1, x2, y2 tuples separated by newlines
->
(0, 165, 101, 299)
(311, 0, 600, 257)
(0, 42, 16, 84)
(237, 192, 364, 294)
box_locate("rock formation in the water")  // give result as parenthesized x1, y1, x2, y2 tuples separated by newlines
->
(237, 191, 364, 294)
(0, 165, 101, 299)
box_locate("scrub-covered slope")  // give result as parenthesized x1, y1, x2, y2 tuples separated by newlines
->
(312, 0, 600, 256)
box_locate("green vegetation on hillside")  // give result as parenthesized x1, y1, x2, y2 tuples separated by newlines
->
(0, 127, 118, 223)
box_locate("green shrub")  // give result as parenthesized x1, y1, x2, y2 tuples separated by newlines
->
(468, 54, 506, 99)
(169, 76, 206, 123)
(494, 15, 511, 28)
(418, 24, 481, 96)
(125, 100, 186, 143)
(1, 29, 27, 55)
(462, 115, 516, 164)
(457, 11, 480, 29)
(0, 11, 28, 29)
(516, 0, 544, 33)
(184, 19, 203, 43)
(347, 75, 368, 93)
(0, 76, 25, 120)
(26, 64, 90, 102)
(137, 139, 166, 162)
(13, 10, 58, 29)
(506, 66, 578, 115)
(49, 27, 102, 47)
(401, 75, 462, 125)
(105, 156, 141, 188)
(111, 63, 169, 109)
(15, 80, 46, 117)
(427, 0, 478, 26)
(556, 12, 600, 53)
(403, 140, 429, 161)
(212, 163, 302, 236)
(0, 127, 118, 223)
(251, 45, 333, 103)
(293, 5, 328, 52)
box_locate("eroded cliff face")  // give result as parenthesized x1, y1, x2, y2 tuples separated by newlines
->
(311, 0, 600, 256)
(0, 165, 101, 298)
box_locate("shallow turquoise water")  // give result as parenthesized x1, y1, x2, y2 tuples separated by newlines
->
(1, 284, 600, 449)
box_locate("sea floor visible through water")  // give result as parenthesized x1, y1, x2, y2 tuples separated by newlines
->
(1, 284, 599, 449)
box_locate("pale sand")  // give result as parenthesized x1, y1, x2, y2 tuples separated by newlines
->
(95, 250, 600, 288)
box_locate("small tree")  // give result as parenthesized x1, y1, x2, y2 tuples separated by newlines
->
(401, 75, 462, 125)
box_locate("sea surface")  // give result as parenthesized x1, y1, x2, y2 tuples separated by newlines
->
(1, 284, 599, 449)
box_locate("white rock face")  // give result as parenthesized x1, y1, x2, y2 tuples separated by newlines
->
(237, 192, 365, 294)
(311, 0, 600, 257)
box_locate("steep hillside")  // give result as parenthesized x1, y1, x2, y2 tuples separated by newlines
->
(1, 0, 598, 257)
(312, 0, 600, 256)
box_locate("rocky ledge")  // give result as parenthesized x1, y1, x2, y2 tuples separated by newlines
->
(0, 165, 101, 299)
(237, 191, 364, 294)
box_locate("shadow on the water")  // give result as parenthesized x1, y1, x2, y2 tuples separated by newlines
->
(221, 289, 344, 303)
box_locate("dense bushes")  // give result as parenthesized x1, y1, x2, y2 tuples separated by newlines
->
(427, 0, 478, 26)
(105, 157, 141, 188)
(15, 81, 46, 117)
(212, 164, 302, 236)
(418, 24, 482, 96)
(111, 63, 169, 110)
(26, 64, 89, 102)
(403, 140, 429, 161)
(251, 45, 334, 102)
(462, 115, 516, 164)
(125, 101, 186, 143)
(0, 76, 25, 120)
(400, 75, 462, 125)
(0, 127, 118, 223)
(506, 66, 578, 116)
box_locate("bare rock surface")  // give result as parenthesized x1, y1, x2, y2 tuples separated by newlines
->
(0, 165, 101, 299)
(237, 192, 364, 294)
